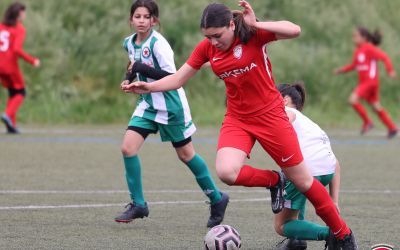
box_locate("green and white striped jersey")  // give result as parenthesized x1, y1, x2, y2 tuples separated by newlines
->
(123, 30, 192, 125)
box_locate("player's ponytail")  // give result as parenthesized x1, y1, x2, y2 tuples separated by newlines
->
(200, 3, 255, 44)
(358, 26, 382, 46)
(277, 81, 306, 111)
(232, 10, 256, 44)
(3, 2, 26, 26)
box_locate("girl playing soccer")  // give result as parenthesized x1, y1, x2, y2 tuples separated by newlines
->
(274, 83, 341, 250)
(115, 0, 229, 228)
(124, 1, 357, 248)
(0, 2, 40, 133)
(334, 27, 398, 139)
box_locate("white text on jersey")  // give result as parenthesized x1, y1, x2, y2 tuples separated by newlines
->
(219, 63, 258, 80)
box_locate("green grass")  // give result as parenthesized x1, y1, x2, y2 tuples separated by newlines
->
(0, 0, 399, 126)
(0, 126, 399, 249)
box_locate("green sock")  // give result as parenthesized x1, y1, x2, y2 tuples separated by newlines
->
(298, 206, 305, 220)
(283, 220, 330, 240)
(185, 154, 222, 205)
(123, 155, 145, 206)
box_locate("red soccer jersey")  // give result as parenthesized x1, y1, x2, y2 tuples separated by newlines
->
(0, 22, 36, 74)
(186, 29, 282, 118)
(339, 42, 394, 84)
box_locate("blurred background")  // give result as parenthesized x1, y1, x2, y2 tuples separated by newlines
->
(0, 0, 399, 127)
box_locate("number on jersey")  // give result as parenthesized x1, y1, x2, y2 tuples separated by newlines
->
(0, 31, 10, 52)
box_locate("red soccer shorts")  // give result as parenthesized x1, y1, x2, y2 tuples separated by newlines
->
(217, 103, 304, 168)
(354, 82, 379, 104)
(0, 70, 25, 89)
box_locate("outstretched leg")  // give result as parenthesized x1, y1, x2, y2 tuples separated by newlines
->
(371, 101, 398, 138)
(176, 140, 227, 227)
(115, 128, 150, 223)
(349, 92, 373, 134)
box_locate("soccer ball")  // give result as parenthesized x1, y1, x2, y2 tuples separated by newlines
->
(204, 225, 241, 250)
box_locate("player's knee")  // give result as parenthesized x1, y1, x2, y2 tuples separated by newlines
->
(177, 150, 193, 163)
(274, 222, 285, 236)
(215, 164, 237, 185)
(121, 142, 138, 156)
(372, 102, 382, 111)
(290, 176, 313, 193)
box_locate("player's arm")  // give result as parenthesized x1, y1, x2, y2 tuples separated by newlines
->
(14, 28, 39, 66)
(122, 63, 198, 94)
(329, 161, 341, 213)
(369, 46, 396, 78)
(334, 54, 356, 75)
(125, 61, 172, 82)
(239, 0, 301, 40)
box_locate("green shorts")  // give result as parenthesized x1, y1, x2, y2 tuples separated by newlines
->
(128, 116, 196, 143)
(284, 173, 335, 213)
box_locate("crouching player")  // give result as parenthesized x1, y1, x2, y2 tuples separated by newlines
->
(275, 83, 344, 250)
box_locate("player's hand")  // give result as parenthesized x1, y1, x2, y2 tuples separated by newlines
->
(33, 59, 40, 67)
(238, 0, 257, 27)
(333, 68, 341, 75)
(121, 81, 151, 94)
(388, 71, 397, 79)
(120, 80, 130, 90)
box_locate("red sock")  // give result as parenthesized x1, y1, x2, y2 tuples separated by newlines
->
(376, 109, 397, 131)
(233, 165, 279, 187)
(352, 103, 371, 124)
(304, 179, 351, 240)
(5, 94, 24, 127)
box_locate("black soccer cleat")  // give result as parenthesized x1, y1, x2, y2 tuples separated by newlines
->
(207, 192, 229, 228)
(325, 230, 358, 250)
(277, 238, 308, 250)
(388, 129, 398, 139)
(1, 114, 19, 134)
(325, 231, 339, 250)
(114, 202, 149, 223)
(269, 170, 286, 214)
(339, 231, 358, 250)
(360, 123, 374, 135)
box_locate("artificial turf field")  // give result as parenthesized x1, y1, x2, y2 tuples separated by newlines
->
(0, 126, 399, 249)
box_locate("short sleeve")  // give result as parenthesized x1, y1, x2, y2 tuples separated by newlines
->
(122, 37, 129, 52)
(255, 29, 277, 46)
(153, 38, 176, 73)
(186, 39, 210, 70)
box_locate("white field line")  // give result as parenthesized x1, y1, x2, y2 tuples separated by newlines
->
(15, 127, 390, 136)
(0, 189, 398, 195)
(0, 198, 268, 210)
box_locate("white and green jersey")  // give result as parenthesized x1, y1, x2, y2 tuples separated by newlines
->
(123, 30, 192, 125)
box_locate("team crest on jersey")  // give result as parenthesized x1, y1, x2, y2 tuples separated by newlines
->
(233, 45, 243, 59)
(358, 53, 365, 62)
(142, 46, 151, 58)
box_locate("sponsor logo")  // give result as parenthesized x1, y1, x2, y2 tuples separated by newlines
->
(371, 244, 394, 250)
(233, 45, 242, 59)
(281, 154, 295, 163)
(358, 53, 365, 62)
(356, 65, 369, 71)
(212, 57, 222, 62)
(203, 189, 215, 195)
(142, 46, 151, 58)
(218, 63, 257, 79)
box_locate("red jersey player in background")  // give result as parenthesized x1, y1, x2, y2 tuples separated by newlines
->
(0, 2, 40, 134)
(334, 27, 397, 139)
(124, 1, 358, 248)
